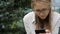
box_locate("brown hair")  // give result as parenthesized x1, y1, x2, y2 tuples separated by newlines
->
(31, 0, 51, 9)
(31, 0, 52, 32)
(35, 8, 52, 32)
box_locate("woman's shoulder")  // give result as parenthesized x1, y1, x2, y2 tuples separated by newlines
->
(24, 12, 34, 17)
(23, 12, 35, 19)
(53, 12, 60, 16)
(52, 12, 60, 23)
(55, 12, 60, 18)
(52, 12, 60, 18)
(23, 12, 35, 23)
(53, 12, 60, 23)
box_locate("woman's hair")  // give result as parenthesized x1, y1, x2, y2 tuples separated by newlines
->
(31, 0, 52, 32)
(35, 8, 52, 32)
(31, 0, 51, 9)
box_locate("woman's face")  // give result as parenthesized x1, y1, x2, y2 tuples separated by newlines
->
(33, 2, 50, 20)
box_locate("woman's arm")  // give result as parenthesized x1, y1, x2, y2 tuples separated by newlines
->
(57, 15, 60, 27)
(23, 17, 32, 34)
(23, 12, 36, 34)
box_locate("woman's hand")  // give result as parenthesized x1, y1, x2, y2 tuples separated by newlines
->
(39, 29, 51, 34)
(45, 29, 51, 34)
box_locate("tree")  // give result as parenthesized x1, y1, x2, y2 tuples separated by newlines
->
(0, 0, 32, 34)
(20, 0, 31, 9)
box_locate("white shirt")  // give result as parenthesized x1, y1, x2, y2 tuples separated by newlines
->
(23, 11, 60, 34)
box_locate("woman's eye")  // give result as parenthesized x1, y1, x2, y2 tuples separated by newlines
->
(42, 9, 46, 11)
(42, 9, 48, 11)
(36, 9, 40, 12)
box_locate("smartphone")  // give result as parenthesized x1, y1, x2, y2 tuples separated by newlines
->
(35, 29, 46, 34)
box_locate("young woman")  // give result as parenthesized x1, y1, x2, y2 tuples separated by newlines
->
(23, 0, 60, 34)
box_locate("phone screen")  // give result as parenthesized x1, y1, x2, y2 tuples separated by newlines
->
(35, 29, 46, 34)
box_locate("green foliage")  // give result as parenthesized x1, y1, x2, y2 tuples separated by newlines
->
(0, 0, 31, 34)
(20, 0, 31, 8)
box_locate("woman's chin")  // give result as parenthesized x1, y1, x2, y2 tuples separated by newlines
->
(40, 17, 46, 20)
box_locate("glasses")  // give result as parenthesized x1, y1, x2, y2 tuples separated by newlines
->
(34, 8, 49, 13)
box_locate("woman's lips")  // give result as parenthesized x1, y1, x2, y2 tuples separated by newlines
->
(41, 16, 45, 18)
(40, 16, 46, 19)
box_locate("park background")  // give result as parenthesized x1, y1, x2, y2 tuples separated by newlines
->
(0, 0, 60, 34)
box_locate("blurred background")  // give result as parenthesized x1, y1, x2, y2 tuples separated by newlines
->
(52, 0, 60, 13)
(0, 0, 60, 34)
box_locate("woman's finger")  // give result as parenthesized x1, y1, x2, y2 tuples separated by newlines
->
(45, 29, 51, 34)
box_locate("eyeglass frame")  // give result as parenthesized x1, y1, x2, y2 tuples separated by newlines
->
(33, 8, 51, 14)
